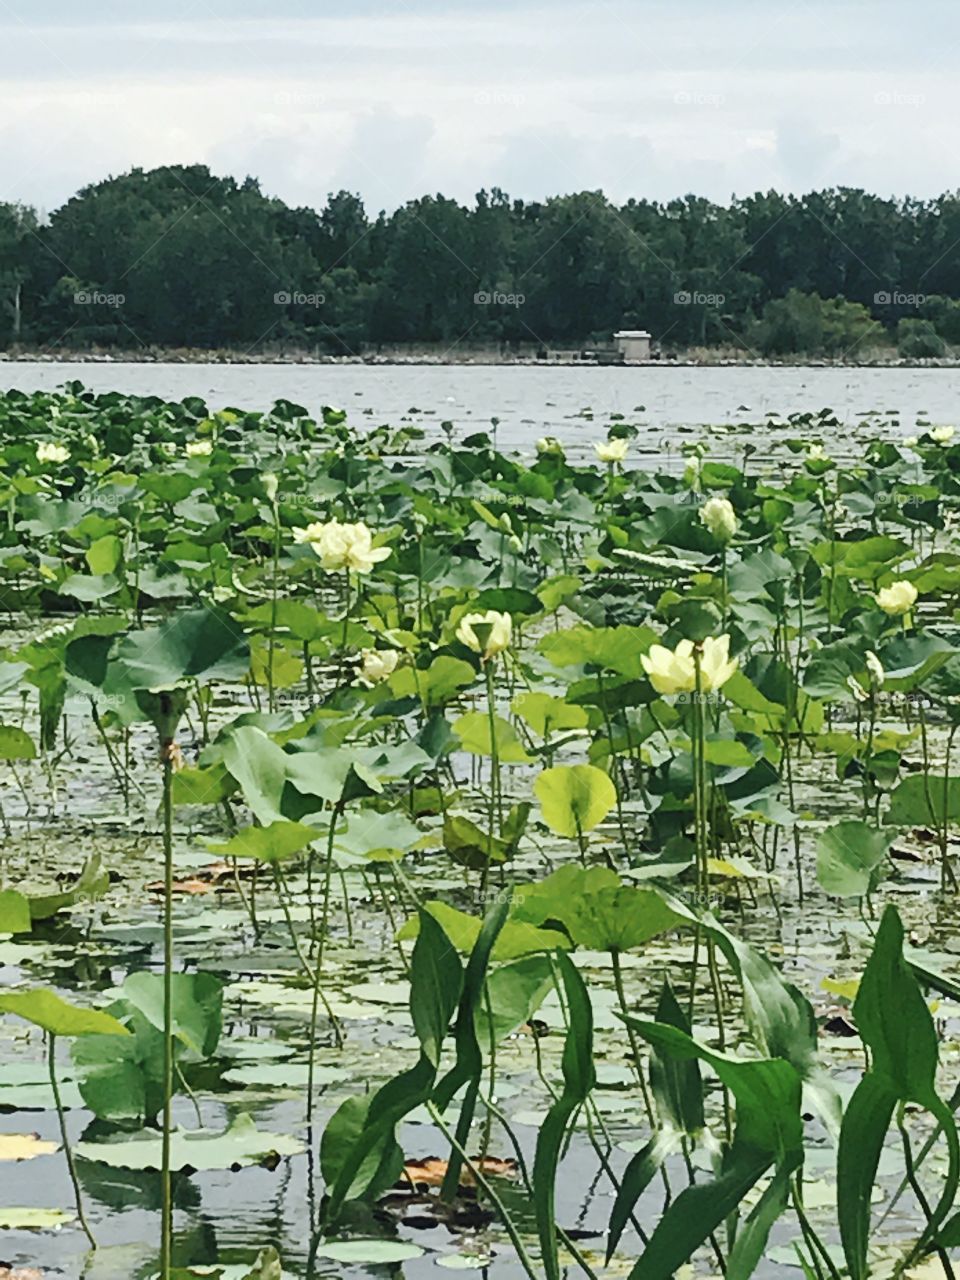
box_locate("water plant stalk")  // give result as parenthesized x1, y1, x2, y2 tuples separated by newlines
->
(49, 1032, 96, 1250)
(160, 742, 174, 1280)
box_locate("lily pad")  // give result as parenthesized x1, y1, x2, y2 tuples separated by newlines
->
(75, 1113, 302, 1171)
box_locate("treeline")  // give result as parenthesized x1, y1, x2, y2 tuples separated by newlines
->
(2, 165, 960, 356)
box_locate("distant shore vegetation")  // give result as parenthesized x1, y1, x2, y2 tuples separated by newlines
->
(1, 166, 959, 360)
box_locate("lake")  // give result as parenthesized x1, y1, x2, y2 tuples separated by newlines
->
(3, 362, 959, 456)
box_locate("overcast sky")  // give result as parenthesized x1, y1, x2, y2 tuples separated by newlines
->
(2, 1, 956, 215)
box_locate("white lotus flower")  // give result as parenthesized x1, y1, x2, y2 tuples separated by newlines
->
(699, 496, 737, 544)
(294, 518, 390, 574)
(36, 442, 69, 465)
(456, 610, 512, 661)
(876, 580, 918, 616)
(358, 649, 399, 685)
(641, 634, 738, 696)
(594, 438, 629, 464)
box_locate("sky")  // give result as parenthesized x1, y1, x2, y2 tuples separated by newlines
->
(1, 0, 956, 216)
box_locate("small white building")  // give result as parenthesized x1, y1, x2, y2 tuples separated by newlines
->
(613, 329, 652, 362)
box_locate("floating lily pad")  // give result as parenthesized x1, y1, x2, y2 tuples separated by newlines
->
(223, 1062, 348, 1089)
(0, 1133, 59, 1162)
(0, 1206, 75, 1230)
(313, 1240, 425, 1264)
(75, 1113, 302, 1171)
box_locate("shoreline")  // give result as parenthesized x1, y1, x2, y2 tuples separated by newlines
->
(1, 348, 960, 370)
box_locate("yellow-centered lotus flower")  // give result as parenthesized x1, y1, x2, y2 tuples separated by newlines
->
(358, 649, 399, 685)
(594, 438, 629, 464)
(876, 580, 917, 616)
(456, 610, 512, 661)
(699, 495, 737, 544)
(185, 439, 213, 457)
(294, 518, 390, 574)
(641, 634, 738, 696)
(931, 425, 955, 444)
(36, 441, 69, 465)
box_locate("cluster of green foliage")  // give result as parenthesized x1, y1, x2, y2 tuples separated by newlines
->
(7, 388, 960, 1275)
(3, 169, 960, 354)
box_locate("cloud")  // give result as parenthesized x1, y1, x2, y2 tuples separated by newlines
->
(0, 1, 956, 212)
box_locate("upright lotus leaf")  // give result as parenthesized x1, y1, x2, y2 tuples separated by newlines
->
(0, 889, 31, 934)
(121, 971, 223, 1058)
(113, 606, 250, 691)
(206, 820, 320, 864)
(885, 773, 960, 826)
(476, 954, 554, 1045)
(134, 686, 189, 742)
(397, 899, 570, 962)
(838, 906, 959, 1280)
(802, 639, 865, 701)
(390, 655, 476, 708)
(811, 535, 912, 579)
(816, 820, 891, 898)
(513, 691, 589, 738)
(333, 809, 423, 863)
(443, 812, 511, 869)
(533, 952, 596, 1280)
(512, 865, 691, 951)
(73, 973, 223, 1124)
(0, 724, 35, 761)
(452, 710, 532, 763)
(534, 764, 617, 838)
(877, 631, 954, 692)
(538, 624, 657, 677)
(222, 725, 289, 825)
(0, 989, 129, 1038)
(27, 853, 110, 921)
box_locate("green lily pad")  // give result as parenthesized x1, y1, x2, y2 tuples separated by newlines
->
(313, 1240, 425, 1264)
(75, 1113, 303, 1171)
(0, 1205, 76, 1229)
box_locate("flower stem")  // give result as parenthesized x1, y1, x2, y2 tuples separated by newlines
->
(160, 747, 174, 1279)
(49, 1033, 96, 1250)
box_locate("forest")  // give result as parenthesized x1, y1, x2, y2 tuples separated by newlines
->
(1, 166, 959, 357)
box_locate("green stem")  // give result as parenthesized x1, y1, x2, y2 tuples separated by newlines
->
(266, 497, 280, 713)
(160, 749, 174, 1279)
(610, 948, 656, 1126)
(49, 1033, 96, 1250)
(482, 660, 502, 890)
(425, 1101, 540, 1280)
